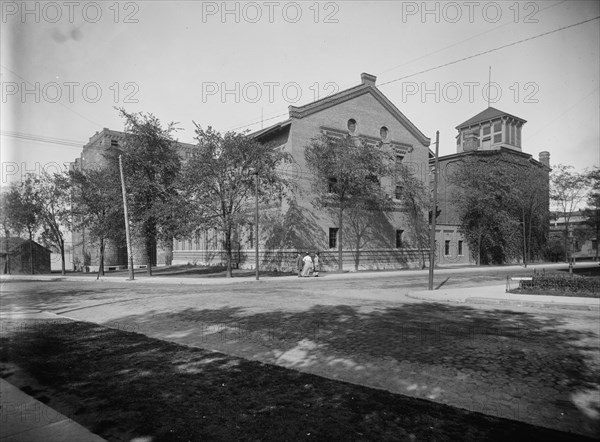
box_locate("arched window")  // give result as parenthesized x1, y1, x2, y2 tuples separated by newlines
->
(347, 119, 357, 134)
(380, 126, 389, 140)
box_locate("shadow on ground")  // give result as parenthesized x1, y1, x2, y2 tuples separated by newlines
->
(0, 318, 596, 442)
(106, 302, 600, 437)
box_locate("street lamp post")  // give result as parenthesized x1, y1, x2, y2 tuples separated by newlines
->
(249, 168, 260, 280)
(255, 170, 259, 280)
(119, 155, 135, 280)
(428, 131, 440, 290)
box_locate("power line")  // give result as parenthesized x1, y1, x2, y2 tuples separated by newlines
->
(378, 16, 599, 87)
(228, 15, 598, 132)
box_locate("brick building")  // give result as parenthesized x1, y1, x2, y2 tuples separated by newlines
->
(431, 107, 551, 265)
(172, 73, 432, 270)
(71, 128, 195, 272)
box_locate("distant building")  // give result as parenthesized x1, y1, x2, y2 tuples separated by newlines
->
(71, 128, 195, 272)
(431, 107, 551, 265)
(550, 211, 598, 261)
(0, 237, 51, 274)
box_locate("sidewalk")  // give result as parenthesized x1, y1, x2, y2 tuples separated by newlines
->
(0, 378, 106, 442)
(408, 284, 600, 310)
(2, 261, 597, 286)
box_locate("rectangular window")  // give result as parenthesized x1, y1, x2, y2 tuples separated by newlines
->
(493, 122, 501, 132)
(329, 228, 339, 249)
(395, 184, 402, 200)
(516, 126, 521, 147)
(328, 177, 337, 193)
(458, 240, 463, 256)
(367, 175, 380, 188)
(482, 125, 491, 136)
(395, 230, 404, 248)
(111, 139, 119, 147)
(493, 134, 502, 143)
(444, 240, 450, 256)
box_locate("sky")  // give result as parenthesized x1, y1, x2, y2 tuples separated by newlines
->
(1, 0, 599, 185)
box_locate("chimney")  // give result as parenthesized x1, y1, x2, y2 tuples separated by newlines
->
(539, 151, 550, 167)
(361, 73, 377, 87)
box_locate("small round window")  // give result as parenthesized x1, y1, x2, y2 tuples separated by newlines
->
(380, 126, 389, 140)
(347, 119, 357, 134)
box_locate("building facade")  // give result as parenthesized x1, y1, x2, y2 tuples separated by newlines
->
(172, 73, 432, 271)
(71, 128, 195, 272)
(432, 107, 551, 265)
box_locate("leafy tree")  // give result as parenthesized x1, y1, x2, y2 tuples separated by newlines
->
(582, 167, 600, 260)
(36, 171, 72, 275)
(304, 134, 391, 271)
(508, 162, 549, 267)
(550, 164, 589, 262)
(450, 152, 548, 265)
(394, 164, 430, 269)
(69, 165, 125, 279)
(0, 191, 14, 273)
(112, 109, 185, 276)
(4, 177, 43, 274)
(182, 125, 290, 277)
(343, 200, 385, 271)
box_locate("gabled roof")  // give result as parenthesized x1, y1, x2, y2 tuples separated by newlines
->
(0, 237, 51, 254)
(456, 107, 526, 129)
(250, 73, 430, 147)
(249, 119, 291, 141)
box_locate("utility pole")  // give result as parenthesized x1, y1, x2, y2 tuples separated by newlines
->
(255, 169, 260, 280)
(119, 155, 134, 280)
(428, 131, 440, 290)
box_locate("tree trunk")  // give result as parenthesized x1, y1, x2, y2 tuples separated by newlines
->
(225, 228, 233, 278)
(97, 238, 104, 280)
(522, 208, 527, 268)
(60, 237, 66, 276)
(563, 225, 569, 263)
(28, 228, 34, 274)
(145, 236, 153, 276)
(338, 206, 343, 272)
(354, 235, 360, 271)
(476, 232, 482, 266)
(4, 227, 10, 275)
(527, 212, 533, 265)
(592, 209, 600, 261)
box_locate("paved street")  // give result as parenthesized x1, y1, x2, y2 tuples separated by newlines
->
(1, 265, 599, 438)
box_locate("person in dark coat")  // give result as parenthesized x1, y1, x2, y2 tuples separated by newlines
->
(295, 252, 303, 277)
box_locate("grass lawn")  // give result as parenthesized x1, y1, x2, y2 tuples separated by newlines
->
(0, 318, 594, 442)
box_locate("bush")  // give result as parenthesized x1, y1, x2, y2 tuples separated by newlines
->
(517, 273, 599, 295)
